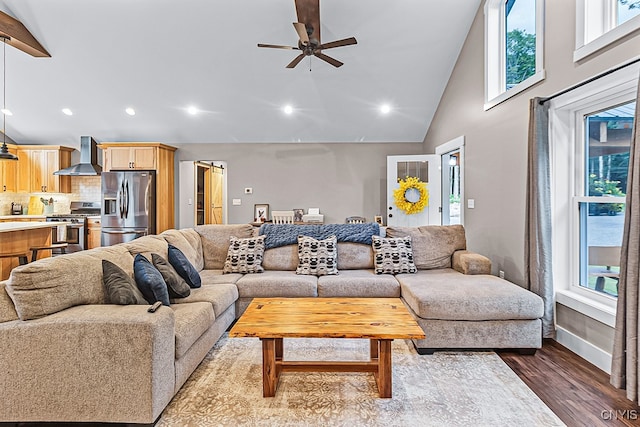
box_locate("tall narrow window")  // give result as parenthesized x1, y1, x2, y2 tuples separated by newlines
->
(576, 101, 634, 297)
(484, 0, 545, 109)
(505, 0, 536, 89)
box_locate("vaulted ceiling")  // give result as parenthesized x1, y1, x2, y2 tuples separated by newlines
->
(0, 0, 480, 145)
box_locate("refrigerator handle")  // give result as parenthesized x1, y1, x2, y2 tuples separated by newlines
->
(118, 181, 125, 219)
(124, 180, 130, 218)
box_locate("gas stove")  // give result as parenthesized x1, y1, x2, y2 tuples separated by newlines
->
(45, 201, 101, 252)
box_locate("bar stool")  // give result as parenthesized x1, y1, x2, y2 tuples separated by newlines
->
(29, 243, 69, 262)
(0, 252, 29, 266)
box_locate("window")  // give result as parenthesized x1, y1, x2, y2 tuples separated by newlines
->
(576, 102, 633, 298)
(575, 0, 640, 61)
(550, 62, 638, 321)
(485, 0, 545, 109)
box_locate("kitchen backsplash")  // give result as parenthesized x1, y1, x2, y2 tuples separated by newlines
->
(0, 176, 101, 215)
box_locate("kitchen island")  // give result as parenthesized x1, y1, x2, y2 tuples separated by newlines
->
(0, 222, 67, 281)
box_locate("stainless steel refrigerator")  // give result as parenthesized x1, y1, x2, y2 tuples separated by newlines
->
(101, 171, 156, 246)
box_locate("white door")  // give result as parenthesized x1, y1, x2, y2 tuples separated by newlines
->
(386, 155, 441, 227)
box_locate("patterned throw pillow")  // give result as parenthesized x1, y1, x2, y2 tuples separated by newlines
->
(296, 235, 338, 276)
(371, 235, 417, 275)
(223, 235, 266, 274)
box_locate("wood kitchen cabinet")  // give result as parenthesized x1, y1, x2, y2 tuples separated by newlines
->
(0, 143, 17, 192)
(99, 142, 176, 233)
(16, 146, 73, 193)
(86, 216, 101, 249)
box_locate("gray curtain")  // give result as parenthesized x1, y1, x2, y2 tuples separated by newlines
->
(525, 97, 555, 339)
(611, 75, 640, 403)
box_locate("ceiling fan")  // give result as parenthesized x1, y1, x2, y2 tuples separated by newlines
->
(258, 0, 357, 68)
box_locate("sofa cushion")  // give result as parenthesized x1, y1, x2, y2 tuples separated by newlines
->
(397, 269, 544, 321)
(223, 235, 265, 274)
(171, 302, 214, 359)
(296, 235, 338, 276)
(123, 235, 168, 261)
(236, 271, 318, 298)
(171, 283, 238, 318)
(386, 225, 466, 269)
(102, 260, 147, 305)
(371, 235, 416, 274)
(134, 254, 170, 306)
(152, 253, 191, 299)
(317, 270, 400, 297)
(195, 224, 254, 269)
(6, 246, 133, 320)
(199, 269, 243, 285)
(337, 243, 374, 270)
(262, 245, 298, 271)
(168, 244, 201, 288)
(160, 228, 204, 271)
(0, 281, 18, 323)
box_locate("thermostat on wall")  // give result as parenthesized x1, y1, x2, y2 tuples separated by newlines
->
(244, 187, 253, 194)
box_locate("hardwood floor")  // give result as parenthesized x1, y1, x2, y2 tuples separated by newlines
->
(500, 339, 640, 427)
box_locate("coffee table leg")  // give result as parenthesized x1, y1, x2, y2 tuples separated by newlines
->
(370, 339, 379, 360)
(261, 338, 278, 397)
(377, 339, 392, 398)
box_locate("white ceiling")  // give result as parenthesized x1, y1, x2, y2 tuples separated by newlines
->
(0, 0, 480, 146)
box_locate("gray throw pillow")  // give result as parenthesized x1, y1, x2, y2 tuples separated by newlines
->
(151, 253, 191, 298)
(134, 254, 171, 306)
(371, 235, 417, 275)
(223, 235, 266, 274)
(102, 260, 147, 305)
(296, 235, 338, 276)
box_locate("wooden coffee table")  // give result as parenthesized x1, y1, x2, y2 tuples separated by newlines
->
(228, 297, 425, 398)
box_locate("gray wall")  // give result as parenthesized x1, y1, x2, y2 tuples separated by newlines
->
(172, 143, 423, 225)
(423, 2, 638, 357)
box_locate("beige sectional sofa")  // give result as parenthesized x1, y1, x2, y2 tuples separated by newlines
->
(0, 223, 544, 425)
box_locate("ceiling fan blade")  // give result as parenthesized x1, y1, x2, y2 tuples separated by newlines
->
(293, 22, 309, 45)
(286, 53, 306, 68)
(257, 43, 299, 50)
(314, 52, 343, 68)
(319, 37, 358, 50)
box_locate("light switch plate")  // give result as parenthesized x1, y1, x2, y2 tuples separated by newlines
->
(232, 198, 241, 206)
(467, 199, 475, 209)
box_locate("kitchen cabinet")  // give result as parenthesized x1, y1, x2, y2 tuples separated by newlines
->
(99, 142, 176, 233)
(0, 143, 17, 192)
(103, 146, 156, 170)
(16, 146, 73, 193)
(86, 216, 101, 249)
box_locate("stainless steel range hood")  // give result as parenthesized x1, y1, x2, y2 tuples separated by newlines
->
(54, 136, 102, 176)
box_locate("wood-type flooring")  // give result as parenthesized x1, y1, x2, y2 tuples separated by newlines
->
(500, 339, 640, 427)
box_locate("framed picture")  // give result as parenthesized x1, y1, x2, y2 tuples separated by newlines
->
(374, 215, 384, 225)
(254, 204, 269, 223)
(293, 208, 304, 222)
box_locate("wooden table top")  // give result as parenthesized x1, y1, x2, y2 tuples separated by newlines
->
(229, 297, 425, 340)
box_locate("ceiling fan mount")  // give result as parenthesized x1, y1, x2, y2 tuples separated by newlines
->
(257, 0, 357, 69)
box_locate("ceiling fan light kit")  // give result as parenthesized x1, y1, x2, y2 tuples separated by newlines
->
(258, 0, 357, 69)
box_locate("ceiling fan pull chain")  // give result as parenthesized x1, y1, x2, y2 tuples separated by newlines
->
(309, 56, 312, 72)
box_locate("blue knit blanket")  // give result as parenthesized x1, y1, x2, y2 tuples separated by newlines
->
(258, 223, 381, 249)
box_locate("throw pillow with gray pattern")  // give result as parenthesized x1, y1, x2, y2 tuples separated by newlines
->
(223, 235, 266, 274)
(371, 235, 417, 274)
(296, 235, 338, 276)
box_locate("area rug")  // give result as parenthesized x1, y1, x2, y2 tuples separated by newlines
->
(157, 335, 564, 427)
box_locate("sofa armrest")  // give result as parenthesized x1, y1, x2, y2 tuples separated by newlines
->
(0, 304, 176, 424)
(452, 250, 492, 275)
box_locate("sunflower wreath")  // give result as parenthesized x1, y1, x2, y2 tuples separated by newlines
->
(393, 176, 429, 215)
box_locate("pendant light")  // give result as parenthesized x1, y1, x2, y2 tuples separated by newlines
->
(0, 35, 17, 161)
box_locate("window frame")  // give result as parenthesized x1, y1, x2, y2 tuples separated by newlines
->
(575, 0, 640, 62)
(484, 0, 546, 110)
(549, 61, 638, 325)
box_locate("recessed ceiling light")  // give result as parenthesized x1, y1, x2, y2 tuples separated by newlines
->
(125, 107, 135, 116)
(187, 106, 199, 115)
(283, 105, 293, 115)
(380, 104, 391, 114)
(61, 108, 73, 116)
(1, 108, 12, 116)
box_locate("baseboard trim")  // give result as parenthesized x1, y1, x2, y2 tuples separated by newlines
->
(556, 326, 612, 374)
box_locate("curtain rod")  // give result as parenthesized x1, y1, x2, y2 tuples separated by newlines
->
(538, 56, 640, 105)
